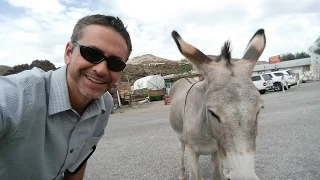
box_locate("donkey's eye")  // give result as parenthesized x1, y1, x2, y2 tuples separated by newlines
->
(209, 110, 220, 122)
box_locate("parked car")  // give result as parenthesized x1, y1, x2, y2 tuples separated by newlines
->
(251, 74, 274, 94)
(265, 70, 293, 91)
(301, 71, 311, 83)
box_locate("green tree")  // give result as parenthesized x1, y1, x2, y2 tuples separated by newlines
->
(280, 53, 295, 61)
(309, 36, 320, 55)
(294, 52, 311, 59)
(280, 51, 310, 61)
(3, 64, 31, 76)
(176, 59, 193, 75)
(30, 59, 56, 72)
(2, 60, 56, 76)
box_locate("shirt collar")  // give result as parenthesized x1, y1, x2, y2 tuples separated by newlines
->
(48, 66, 106, 116)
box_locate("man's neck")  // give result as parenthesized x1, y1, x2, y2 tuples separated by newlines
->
(68, 88, 91, 116)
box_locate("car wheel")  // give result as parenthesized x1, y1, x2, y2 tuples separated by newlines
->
(274, 82, 282, 91)
(259, 90, 266, 94)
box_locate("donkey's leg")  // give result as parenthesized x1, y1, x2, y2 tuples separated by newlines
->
(284, 81, 289, 92)
(186, 146, 202, 180)
(211, 151, 221, 180)
(179, 140, 186, 180)
(282, 82, 286, 92)
(297, 81, 301, 91)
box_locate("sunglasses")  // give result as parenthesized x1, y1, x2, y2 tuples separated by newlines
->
(72, 42, 126, 72)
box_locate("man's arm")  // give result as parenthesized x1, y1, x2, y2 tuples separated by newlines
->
(64, 163, 87, 180)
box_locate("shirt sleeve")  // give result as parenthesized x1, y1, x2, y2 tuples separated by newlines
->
(0, 76, 15, 139)
(0, 109, 3, 138)
(0, 68, 44, 139)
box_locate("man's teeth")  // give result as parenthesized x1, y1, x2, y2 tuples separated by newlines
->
(86, 76, 104, 84)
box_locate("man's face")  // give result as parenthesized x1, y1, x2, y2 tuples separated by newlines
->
(64, 24, 128, 100)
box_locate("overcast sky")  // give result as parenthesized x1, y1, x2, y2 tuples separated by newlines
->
(0, 0, 319, 67)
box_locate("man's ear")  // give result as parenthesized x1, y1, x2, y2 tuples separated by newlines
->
(64, 42, 73, 65)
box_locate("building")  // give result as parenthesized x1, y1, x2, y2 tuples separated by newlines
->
(311, 53, 320, 80)
(162, 54, 320, 95)
(252, 54, 320, 80)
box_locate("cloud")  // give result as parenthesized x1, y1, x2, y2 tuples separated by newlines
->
(260, 0, 320, 16)
(6, 0, 66, 14)
(0, 0, 319, 68)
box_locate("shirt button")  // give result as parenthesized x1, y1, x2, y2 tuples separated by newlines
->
(70, 149, 74, 153)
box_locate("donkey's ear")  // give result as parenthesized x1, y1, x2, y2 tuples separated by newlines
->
(242, 29, 266, 64)
(171, 30, 213, 68)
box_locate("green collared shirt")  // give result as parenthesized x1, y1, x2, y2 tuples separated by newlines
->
(0, 66, 113, 180)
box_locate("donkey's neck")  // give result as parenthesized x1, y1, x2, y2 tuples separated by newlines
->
(186, 80, 213, 132)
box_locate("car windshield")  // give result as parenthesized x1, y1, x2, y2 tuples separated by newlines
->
(286, 70, 293, 75)
(251, 76, 261, 81)
(262, 74, 272, 80)
(274, 72, 283, 77)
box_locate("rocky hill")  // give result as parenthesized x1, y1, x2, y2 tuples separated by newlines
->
(127, 54, 178, 65)
(120, 54, 180, 84)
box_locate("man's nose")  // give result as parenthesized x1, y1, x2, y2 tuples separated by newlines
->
(92, 60, 109, 76)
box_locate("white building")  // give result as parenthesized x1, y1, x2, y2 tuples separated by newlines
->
(252, 55, 320, 80)
(310, 53, 320, 80)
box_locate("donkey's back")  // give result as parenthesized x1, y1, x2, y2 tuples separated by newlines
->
(169, 78, 198, 134)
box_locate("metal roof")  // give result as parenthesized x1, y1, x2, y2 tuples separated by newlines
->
(253, 58, 311, 71)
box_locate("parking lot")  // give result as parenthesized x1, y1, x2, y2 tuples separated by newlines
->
(84, 81, 320, 180)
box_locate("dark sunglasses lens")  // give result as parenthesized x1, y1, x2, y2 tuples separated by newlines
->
(80, 46, 104, 63)
(107, 57, 126, 72)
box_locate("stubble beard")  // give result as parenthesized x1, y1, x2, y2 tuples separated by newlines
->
(78, 70, 111, 99)
(67, 65, 112, 100)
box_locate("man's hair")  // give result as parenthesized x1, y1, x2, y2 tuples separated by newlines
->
(71, 14, 132, 60)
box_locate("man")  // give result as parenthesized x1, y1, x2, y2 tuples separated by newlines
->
(0, 14, 132, 180)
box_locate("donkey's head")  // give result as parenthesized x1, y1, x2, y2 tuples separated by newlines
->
(172, 29, 266, 180)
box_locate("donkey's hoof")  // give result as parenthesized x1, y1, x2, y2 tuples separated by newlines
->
(179, 175, 187, 180)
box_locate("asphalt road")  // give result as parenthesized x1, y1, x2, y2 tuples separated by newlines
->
(84, 81, 320, 180)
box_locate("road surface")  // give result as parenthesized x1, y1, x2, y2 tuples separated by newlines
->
(84, 81, 320, 180)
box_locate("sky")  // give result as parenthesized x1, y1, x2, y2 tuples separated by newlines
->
(0, 0, 319, 68)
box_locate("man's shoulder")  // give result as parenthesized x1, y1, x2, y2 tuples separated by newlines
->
(102, 91, 113, 103)
(102, 91, 114, 110)
(0, 67, 52, 90)
(0, 67, 53, 111)
(0, 68, 53, 138)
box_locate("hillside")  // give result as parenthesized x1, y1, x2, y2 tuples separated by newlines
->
(120, 54, 180, 84)
(0, 65, 12, 75)
(127, 54, 178, 65)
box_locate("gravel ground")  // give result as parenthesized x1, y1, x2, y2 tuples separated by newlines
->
(84, 81, 320, 180)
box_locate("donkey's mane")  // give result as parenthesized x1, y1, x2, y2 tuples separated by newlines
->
(206, 41, 232, 66)
(217, 40, 232, 66)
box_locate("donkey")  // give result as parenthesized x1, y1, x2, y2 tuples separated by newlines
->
(169, 29, 266, 180)
(281, 73, 303, 92)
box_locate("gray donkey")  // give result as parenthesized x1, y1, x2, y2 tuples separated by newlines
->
(169, 29, 266, 180)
